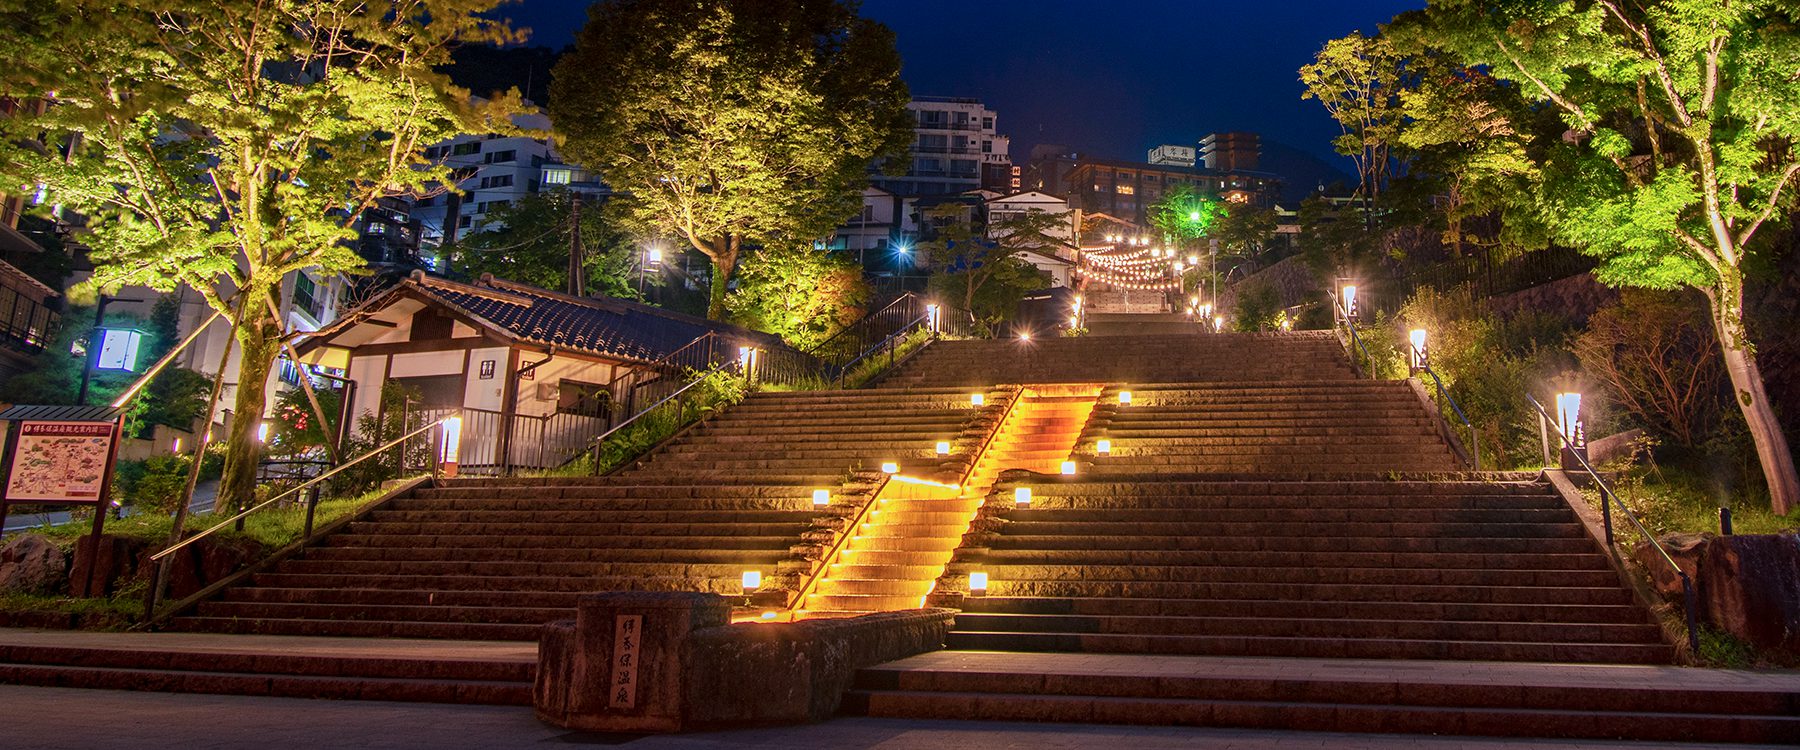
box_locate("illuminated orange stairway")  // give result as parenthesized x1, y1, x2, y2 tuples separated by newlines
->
(800, 386, 1101, 616)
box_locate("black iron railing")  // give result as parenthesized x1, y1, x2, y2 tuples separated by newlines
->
(1525, 393, 1699, 652)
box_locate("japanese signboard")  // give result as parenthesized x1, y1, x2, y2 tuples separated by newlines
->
(4, 420, 117, 503)
(609, 614, 643, 709)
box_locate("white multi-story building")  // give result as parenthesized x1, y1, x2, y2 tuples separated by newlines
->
(872, 97, 1012, 197)
(408, 111, 607, 256)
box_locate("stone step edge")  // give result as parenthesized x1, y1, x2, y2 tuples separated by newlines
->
(0, 662, 533, 706)
(841, 689, 1798, 743)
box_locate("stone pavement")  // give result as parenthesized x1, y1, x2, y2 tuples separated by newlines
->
(0, 684, 1789, 750)
(870, 650, 1800, 693)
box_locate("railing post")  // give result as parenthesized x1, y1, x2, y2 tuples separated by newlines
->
(301, 484, 321, 543)
(1601, 487, 1615, 546)
(1681, 573, 1700, 652)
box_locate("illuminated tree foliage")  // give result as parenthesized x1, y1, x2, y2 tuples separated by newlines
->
(1148, 184, 1223, 245)
(1300, 32, 1410, 231)
(0, 0, 525, 512)
(1389, 0, 1800, 513)
(923, 205, 1057, 330)
(552, 0, 912, 320)
(726, 245, 868, 350)
(457, 192, 638, 298)
(1212, 202, 1280, 261)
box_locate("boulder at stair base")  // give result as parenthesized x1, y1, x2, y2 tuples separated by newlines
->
(1700, 534, 1800, 654)
(0, 534, 67, 595)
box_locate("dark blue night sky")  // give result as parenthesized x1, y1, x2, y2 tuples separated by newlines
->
(499, 0, 1422, 173)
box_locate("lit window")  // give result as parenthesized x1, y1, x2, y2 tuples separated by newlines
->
(1116, 185, 1134, 195)
(543, 169, 571, 185)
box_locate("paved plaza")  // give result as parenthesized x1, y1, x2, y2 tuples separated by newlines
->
(1, 684, 1789, 750)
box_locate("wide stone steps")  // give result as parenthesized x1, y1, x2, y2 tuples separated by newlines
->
(1000, 507, 1576, 523)
(962, 596, 1653, 624)
(364, 508, 817, 524)
(977, 549, 1612, 571)
(996, 522, 1586, 539)
(318, 534, 797, 555)
(217, 587, 583, 608)
(842, 652, 1799, 743)
(991, 535, 1600, 554)
(0, 639, 534, 705)
(950, 612, 1663, 643)
(943, 631, 1670, 663)
(171, 616, 542, 641)
(973, 564, 1620, 588)
(194, 600, 571, 625)
(979, 580, 1633, 606)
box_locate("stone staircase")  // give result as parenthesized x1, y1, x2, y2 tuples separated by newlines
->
(1078, 381, 1463, 474)
(879, 332, 1354, 388)
(169, 477, 823, 640)
(800, 386, 1100, 616)
(167, 387, 994, 642)
(621, 387, 989, 484)
(940, 477, 1672, 664)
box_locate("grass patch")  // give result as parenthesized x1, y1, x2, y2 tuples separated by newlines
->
(1593, 449, 1800, 537)
(16, 482, 409, 554)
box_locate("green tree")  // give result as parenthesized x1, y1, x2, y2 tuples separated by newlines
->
(1394, 64, 1549, 259)
(1148, 184, 1223, 246)
(552, 0, 912, 320)
(1391, 0, 1800, 513)
(457, 192, 638, 298)
(1300, 32, 1410, 233)
(726, 245, 868, 350)
(922, 206, 1055, 330)
(0, 0, 525, 512)
(1213, 203, 1280, 261)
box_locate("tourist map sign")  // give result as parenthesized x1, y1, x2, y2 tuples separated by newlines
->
(4, 420, 116, 503)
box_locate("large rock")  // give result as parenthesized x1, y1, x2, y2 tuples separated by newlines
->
(1635, 532, 1709, 598)
(1699, 534, 1800, 654)
(0, 534, 66, 595)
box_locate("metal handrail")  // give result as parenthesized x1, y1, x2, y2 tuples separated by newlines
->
(834, 313, 930, 386)
(1421, 365, 1482, 470)
(583, 376, 708, 474)
(786, 473, 894, 611)
(1335, 301, 1377, 376)
(148, 413, 454, 563)
(805, 292, 919, 357)
(1524, 392, 1699, 652)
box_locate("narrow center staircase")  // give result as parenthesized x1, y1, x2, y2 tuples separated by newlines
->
(799, 386, 1099, 616)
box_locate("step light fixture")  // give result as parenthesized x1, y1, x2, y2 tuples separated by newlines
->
(880, 461, 899, 473)
(1060, 460, 1077, 475)
(936, 441, 951, 456)
(812, 489, 830, 507)
(1014, 487, 1031, 507)
(970, 392, 985, 407)
(969, 572, 988, 596)
(1118, 390, 1132, 405)
(1096, 439, 1111, 456)
(741, 570, 762, 594)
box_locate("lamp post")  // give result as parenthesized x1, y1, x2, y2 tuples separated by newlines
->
(76, 294, 145, 405)
(638, 244, 663, 298)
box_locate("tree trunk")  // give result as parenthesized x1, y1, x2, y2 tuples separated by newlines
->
(214, 306, 282, 513)
(704, 241, 739, 321)
(1711, 281, 1799, 515)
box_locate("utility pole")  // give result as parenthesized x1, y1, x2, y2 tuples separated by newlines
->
(567, 193, 585, 297)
